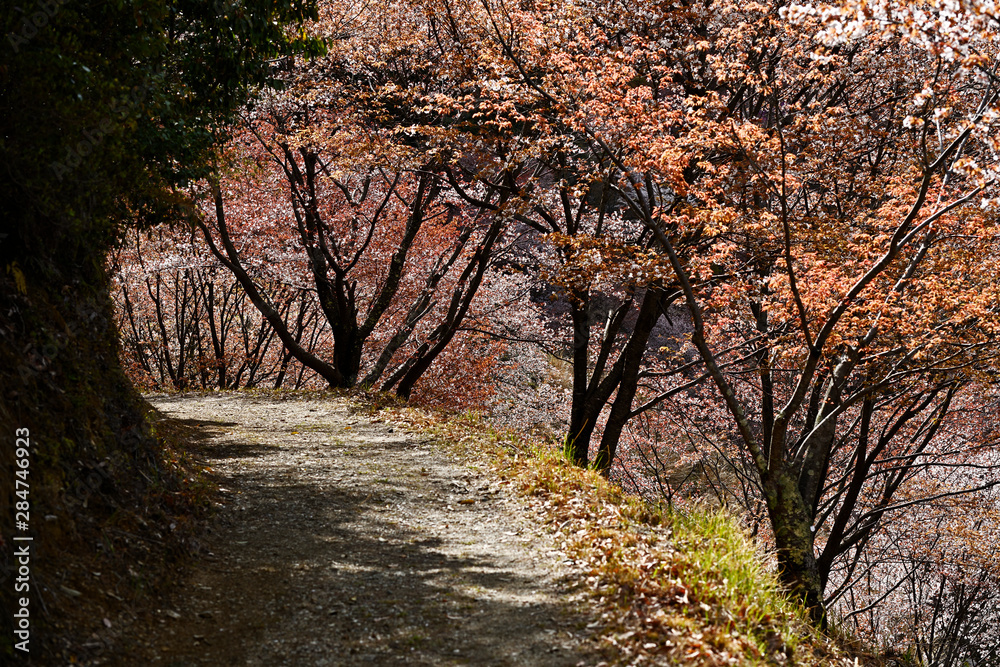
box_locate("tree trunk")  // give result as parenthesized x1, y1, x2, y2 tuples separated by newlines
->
(765, 471, 826, 624)
(593, 288, 664, 472)
(566, 293, 592, 465)
(393, 218, 503, 399)
(198, 181, 347, 388)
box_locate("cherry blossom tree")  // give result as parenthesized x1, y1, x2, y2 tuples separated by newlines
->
(109, 226, 327, 391)
(191, 1, 516, 395)
(454, 0, 1000, 620)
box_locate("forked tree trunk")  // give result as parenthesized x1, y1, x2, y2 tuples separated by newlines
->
(198, 180, 348, 388)
(593, 288, 665, 473)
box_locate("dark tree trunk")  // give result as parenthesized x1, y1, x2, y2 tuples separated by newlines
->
(393, 217, 503, 400)
(198, 180, 348, 388)
(566, 293, 593, 465)
(593, 288, 665, 472)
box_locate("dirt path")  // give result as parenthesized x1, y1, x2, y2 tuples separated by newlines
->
(114, 393, 603, 666)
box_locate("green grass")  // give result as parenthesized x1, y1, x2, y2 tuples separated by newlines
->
(666, 508, 816, 660)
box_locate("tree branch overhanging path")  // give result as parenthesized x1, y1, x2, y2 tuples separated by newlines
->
(460, 0, 1000, 624)
(106, 0, 1000, 650)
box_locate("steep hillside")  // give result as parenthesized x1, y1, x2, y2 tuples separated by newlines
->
(0, 269, 208, 662)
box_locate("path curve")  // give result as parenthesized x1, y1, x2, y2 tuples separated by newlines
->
(114, 393, 601, 666)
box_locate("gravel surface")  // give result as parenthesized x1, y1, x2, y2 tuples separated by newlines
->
(111, 393, 603, 666)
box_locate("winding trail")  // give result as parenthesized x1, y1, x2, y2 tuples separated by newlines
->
(114, 393, 602, 666)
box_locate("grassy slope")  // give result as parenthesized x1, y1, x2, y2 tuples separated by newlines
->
(0, 270, 213, 663)
(369, 400, 882, 666)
